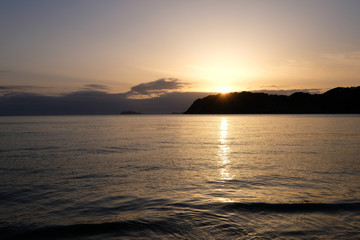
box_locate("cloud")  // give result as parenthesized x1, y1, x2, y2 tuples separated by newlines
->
(83, 84, 109, 91)
(0, 85, 30, 90)
(0, 80, 202, 115)
(1, 79, 336, 115)
(253, 88, 321, 95)
(126, 78, 186, 98)
(324, 51, 360, 65)
(0, 89, 208, 115)
(0, 85, 48, 95)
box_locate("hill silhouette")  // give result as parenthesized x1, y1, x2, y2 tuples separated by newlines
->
(184, 86, 360, 114)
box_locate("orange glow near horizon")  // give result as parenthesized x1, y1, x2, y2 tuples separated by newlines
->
(216, 86, 232, 94)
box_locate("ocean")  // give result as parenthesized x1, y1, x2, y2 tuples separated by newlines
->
(1, 115, 360, 239)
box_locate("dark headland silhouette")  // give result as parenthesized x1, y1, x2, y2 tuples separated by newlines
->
(184, 86, 360, 114)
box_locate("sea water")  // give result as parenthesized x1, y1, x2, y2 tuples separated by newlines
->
(1, 115, 360, 239)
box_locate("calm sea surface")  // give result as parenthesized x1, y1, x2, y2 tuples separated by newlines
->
(1, 115, 360, 239)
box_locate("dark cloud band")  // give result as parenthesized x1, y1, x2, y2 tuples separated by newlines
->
(83, 84, 109, 91)
(127, 78, 185, 96)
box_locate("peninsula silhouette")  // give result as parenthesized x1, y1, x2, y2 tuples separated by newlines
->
(184, 86, 360, 114)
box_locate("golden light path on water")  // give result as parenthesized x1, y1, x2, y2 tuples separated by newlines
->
(217, 118, 234, 203)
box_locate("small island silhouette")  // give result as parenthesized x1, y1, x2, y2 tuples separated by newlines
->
(184, 86, 360, 114)
(120, 111, 142, 115)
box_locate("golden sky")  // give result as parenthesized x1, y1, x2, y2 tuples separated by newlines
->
(1, 0, 360, 95)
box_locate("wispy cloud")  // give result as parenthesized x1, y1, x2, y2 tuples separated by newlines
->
(323, 51, 360, 66)
(0, 79, 188, 98)
(0, 85, 47, 95)
(254, 85, 322, 95)
(126, 78, 187, 98)
(253, 88, 321, 95)
(82, 84, 110, 91)
(133, 65, 186, 77)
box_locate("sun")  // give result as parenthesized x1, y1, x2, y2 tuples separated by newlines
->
(215, 86, 232, 94)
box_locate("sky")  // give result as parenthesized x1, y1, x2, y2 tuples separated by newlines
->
(1, 0, 360, 113)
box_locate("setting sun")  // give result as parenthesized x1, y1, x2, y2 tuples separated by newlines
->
(215, 86, 232, 94)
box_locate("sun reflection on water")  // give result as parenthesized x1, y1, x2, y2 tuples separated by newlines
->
(218, 118, 232, 181)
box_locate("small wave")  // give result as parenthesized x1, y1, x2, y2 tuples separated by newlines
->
(69, 146, 145, 155)
(222, 202, 360, 213)
(73, 148, 120, 155)
(299, 151, 318, 155)
(2, 218, 191, 240)
(107, 146, 139, 152)
(23, 147, 60, 151)
(0, 146, 59, 153)
(69, 173, 111, 180)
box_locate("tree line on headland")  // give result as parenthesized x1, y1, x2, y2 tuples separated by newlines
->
(184, 86, 360, 114)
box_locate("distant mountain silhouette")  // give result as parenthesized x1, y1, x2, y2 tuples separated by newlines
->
(184, 86, 360, 114)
